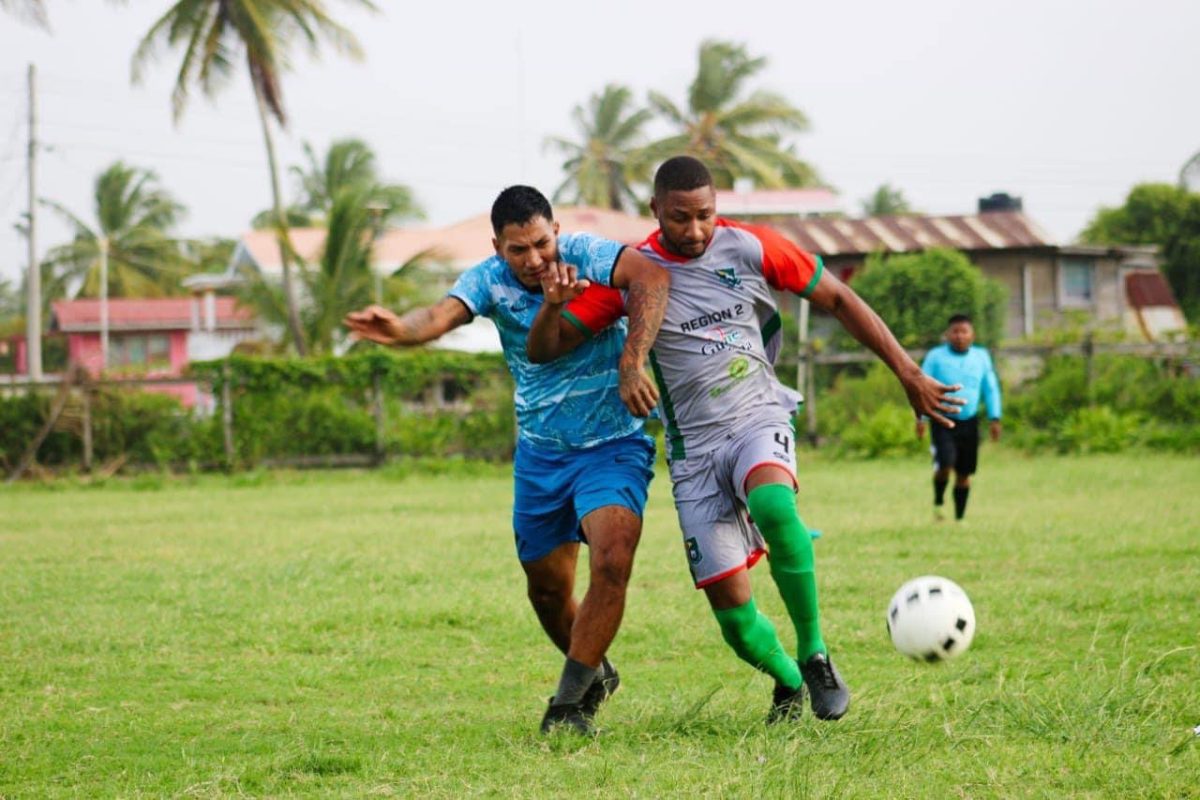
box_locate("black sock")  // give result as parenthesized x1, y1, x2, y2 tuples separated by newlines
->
(953, 486, 970, 520)
(552, 657, 598, 706)
(934, 477, 948, 506)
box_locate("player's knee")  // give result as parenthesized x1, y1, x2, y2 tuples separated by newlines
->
(590, 545, 634, 589)
(527, 579, 570, 612)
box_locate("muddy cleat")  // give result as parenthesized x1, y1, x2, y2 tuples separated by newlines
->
(540, 699, 597, 736)
(766, 680, 806, 724)
(579, 661, 620, 719)
(800, 653, 850, 720)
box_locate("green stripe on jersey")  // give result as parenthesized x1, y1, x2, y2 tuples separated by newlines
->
(649, 350, 685, 460)
(560, 309, 593, 339)
(762, 312, 781, 348)
(799, 255, 825, 298)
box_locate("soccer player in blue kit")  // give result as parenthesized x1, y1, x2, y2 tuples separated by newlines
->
(344, 186, 668, 735)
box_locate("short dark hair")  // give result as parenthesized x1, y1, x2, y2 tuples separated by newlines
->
(490, 185, 553, 235)
(654, 156, 714, 199)
(948, 314, 973, 326)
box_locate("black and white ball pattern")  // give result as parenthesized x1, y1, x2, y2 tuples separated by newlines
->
(886, 576, 976, 661)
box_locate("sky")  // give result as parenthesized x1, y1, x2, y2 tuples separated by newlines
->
(1, 0, 1198, 285)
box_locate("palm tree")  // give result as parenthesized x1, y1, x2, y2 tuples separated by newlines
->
(1179, 149, 1200, 190)
(644, 40, 820, 190)
(242, 186, 425, 353)
(545, 84, 653, 211)
(132, 0, 378, 356)
(0, 0, 47, 27)
(251, 138, 424, 228)
(40, 161, 189, 369)
(861, 184, 914, 217)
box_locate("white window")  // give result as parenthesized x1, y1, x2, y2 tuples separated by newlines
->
(1060, 259, 1094, 306)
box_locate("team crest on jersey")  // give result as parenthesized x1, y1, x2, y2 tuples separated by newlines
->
(714, 267, 741, 289)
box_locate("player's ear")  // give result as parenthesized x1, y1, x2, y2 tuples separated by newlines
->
(492, 236, 500, 257)
(649, 196, 659, 217)
(552, 220, 560, 236)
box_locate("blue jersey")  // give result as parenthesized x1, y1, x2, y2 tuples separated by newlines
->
(921, 344, 1002, 420)
(448, 232, 641, 451)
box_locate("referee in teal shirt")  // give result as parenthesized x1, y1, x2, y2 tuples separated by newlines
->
(916, 314, 1002, 521)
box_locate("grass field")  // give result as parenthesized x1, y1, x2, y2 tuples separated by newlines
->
(2, 451, 1198, 798)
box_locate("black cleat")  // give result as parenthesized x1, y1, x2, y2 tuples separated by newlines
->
(579, 661, 620, 719)
(540, 699, 597, 736)
(766, 679, 806, 724)
(800, 653, 850, 720)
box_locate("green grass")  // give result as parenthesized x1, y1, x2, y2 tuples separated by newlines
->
(2, 451, 1198, 798)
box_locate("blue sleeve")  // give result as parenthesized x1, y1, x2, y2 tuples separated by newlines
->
(981, 350, 1002, 419)
(557, 232, 623, 287)
(921, 346, 943, 381)
(448, 261, 496, 319)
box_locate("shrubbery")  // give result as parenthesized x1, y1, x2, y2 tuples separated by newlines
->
(816, 354, 1199, 456)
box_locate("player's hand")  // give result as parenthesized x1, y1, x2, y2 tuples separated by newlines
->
(902, 372, 965, 429)
(344, 304, 403, 345)
(915, 420, 927, 440)
(619, 360, 659, 418)
(990, 419, 1002, 442)
(540, 261, 591, 306)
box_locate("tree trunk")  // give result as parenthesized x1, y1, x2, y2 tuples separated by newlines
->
(251, 79, 308, 356)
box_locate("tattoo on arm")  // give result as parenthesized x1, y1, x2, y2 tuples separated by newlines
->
(621, 279, 669, 368)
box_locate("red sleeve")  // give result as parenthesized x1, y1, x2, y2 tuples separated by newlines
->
(719, 219, 824, 297)
(561, 284, 625, 338)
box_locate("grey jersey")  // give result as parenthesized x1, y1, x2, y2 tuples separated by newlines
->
(636, 219, 824, 461)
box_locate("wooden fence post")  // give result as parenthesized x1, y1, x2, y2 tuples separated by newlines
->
(81, 385, 93, 473)
(221, 363, 235, 470)
(804, 339, 818, 446)
(1083, 332, 1095, 405)
(372, 368, 386, 465)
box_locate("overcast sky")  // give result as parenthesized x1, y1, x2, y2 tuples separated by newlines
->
(2, 0, 1198, 284)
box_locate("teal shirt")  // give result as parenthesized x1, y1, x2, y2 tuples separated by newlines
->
(920, 344, 1002, 420)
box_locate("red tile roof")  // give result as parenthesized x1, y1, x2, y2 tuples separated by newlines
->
(238, 206, 658, 274)
(52, 298, 256, 332)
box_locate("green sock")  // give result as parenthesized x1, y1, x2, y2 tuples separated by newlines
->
(713, 597, 802, 689)
(747, 483, 827, 661)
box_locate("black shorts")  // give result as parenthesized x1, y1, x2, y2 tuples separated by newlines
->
(931, 417, 980, 475)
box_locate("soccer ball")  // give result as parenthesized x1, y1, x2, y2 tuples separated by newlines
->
(886, 576, 976, 661)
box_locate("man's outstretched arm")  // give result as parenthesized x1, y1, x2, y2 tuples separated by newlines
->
(806, 272, 964, 428)
(344, 297, 471, 346)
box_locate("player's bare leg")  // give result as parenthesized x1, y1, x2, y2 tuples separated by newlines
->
(542, 505, 640, 734)
(520, 542, 579, 655)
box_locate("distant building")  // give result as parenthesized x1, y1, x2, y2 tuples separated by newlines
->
(9, 296, 257, 406)
(221, 206, 659, 353)
(760, 193, 1178, 341)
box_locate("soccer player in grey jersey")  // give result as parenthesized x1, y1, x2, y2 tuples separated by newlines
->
(528, 156, 963, 723)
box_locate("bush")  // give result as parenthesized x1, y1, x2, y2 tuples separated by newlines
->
(844, 248, 1006, 349)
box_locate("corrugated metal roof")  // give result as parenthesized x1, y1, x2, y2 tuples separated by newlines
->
(771, 211, 1056, 256)
(52, 298, 255, 332)
(1125, 270, 1180, 309)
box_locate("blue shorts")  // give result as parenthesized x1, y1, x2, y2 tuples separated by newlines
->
(513, 432, 656, 563)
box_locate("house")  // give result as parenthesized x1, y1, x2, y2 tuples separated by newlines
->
(754, 194, 1176, 341)
(10, 296, 257, 406)
(221, 206, 659, 352)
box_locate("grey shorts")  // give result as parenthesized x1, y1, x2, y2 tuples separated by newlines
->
(668, 417, 798, 588)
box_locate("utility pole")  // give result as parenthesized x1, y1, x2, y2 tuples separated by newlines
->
(25, 63, 42, 381)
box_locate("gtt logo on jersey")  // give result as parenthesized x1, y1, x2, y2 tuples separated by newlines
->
(714, 267, 741, 289)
